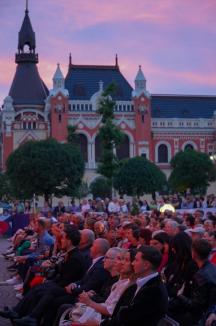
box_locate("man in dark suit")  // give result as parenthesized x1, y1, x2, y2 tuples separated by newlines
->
(107, 245, 168, 326)
(13, 238, 110, 326)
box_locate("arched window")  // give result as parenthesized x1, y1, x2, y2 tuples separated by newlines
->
(74, 134, 88, 162)
(185, 144, 194, 151)
(95, 135, 102, 163)
(158, 144, 168, 163)
(116, 134, 130, 160)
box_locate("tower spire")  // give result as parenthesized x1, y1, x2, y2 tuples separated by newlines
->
(16, 0, 37, 63)
(25, 0, 29, 13)
(69, 53, 72, 68)
(115, 53, 119, 68)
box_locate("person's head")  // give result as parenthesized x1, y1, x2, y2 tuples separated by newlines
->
(35, 218, 47, 233)
(70, 214, 84, 229)
(104, 247, 122, 274)
(203, 231, 216, 249)
(204, 219, 214, 232)
(194, 210, 204, 224)
(51, 223, 61, 237)
(61, 225, 81, 250)
(79, 229, 95, 250)
(164, 220, 179, 237)
(133, 245, 162, 277)
(185, 214, 195, 228)
(82, 199, 88, 205)
(188, 226, 205, 241)
(84, 217, 97, 231)
(171, 231, 192, 262)
(106, 229, 118, 247)
(125, 224, 140, 245)
(108, 215, 121, 230)
(58, 201, 64, 208)
(150, 232, 170, 254)
(120, 249, 137, 279)
(90, 238, 110, 259)
(192, 239, 212, 265)
(94, 221, 106, 236)
(139, 228, 152, 245)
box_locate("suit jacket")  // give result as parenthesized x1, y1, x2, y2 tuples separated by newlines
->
(53, 247, 86, 287)
(105, 275, 168, 326)
(73, 257, 110, 294)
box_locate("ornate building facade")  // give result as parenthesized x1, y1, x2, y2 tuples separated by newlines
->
(1, 6, 216, 184)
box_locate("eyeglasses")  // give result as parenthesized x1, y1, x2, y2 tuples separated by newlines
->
(104, 256, 114, 260)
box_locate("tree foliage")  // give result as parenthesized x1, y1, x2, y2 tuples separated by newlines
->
(97, 83, 124, 182)
(113, 156, 167, 197)
(74, 181, 89, 200)
(6, 138, 84, 200)
(90, 176, 112, 199)
(169, 149, 216, 194)
(67, 125, 78, 144)
(0, 172, 12, 200)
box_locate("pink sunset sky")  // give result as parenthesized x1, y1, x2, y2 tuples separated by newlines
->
(0, 0, 216, 105)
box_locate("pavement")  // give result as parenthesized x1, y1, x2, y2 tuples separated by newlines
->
(0, 236, 18, 326)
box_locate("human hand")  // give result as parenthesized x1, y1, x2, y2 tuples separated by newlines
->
(79, 291, 92, 306)
(15, 256, 27, 263)
(65, 283, 76, 294)
(41, 260, 52, 268)
(86, 290, 96, 297)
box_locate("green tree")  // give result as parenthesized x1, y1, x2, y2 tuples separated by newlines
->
(169, 149, 216, 194)
(0, 172, 12, 200)
(6, 138, 84, 201)
(97, 83, 124, 185)
(67, 125, 78, 144)
(90, 176, 112, 199)
(113, 156, 167, 197)
(75, 181, 89, 202)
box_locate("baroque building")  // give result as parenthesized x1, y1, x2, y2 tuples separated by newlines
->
(1, 6, 216, 183)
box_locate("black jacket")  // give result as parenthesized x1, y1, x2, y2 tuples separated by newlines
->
(102, 275, 168, 326)
(177, 260, 216, 323)
(53, 247, 86, 287)
(73, 257, 110, 294)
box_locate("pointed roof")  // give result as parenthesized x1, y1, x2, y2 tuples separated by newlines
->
(65, 64, 133, 101)
(53, 63, 64, 80)
(135, 65, 146, 82)
(8, 4, 48, 105)
(18, 6, 36, 51)
(9, 63, 49, 105)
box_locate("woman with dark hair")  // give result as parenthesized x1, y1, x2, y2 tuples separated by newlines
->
(138, 228, 152, 246)
(150, 231, 170, 272)
(164, 232, 198, 310)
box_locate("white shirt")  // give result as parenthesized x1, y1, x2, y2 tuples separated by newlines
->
(78, 278, 130, 324)
(135, 272, 158, 296)
(108, 201, 120, 213)
(102, 278, 130, 315)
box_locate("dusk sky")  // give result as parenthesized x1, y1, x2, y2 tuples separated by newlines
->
(1, 0, 216, 105)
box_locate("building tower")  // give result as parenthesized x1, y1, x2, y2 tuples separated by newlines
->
(49, 63, 69, 142)
(1, 3, 49, 168)
(132, 65, 152, 159)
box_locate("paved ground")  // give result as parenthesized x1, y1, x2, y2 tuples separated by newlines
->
(0, 236, 18, 326)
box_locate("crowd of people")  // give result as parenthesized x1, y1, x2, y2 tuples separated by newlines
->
(0, 193, 216, 326)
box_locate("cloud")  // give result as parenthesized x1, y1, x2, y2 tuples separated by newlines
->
(1, 0, 216, 105)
